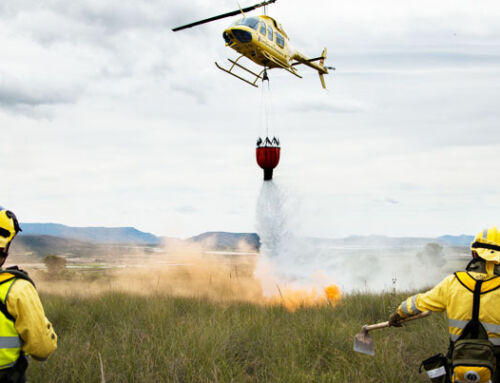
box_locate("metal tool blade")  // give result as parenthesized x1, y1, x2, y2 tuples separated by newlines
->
(352, 311, 431, 356)
(353, 326, 375, 356)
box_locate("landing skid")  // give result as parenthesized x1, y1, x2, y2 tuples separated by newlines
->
(215, 55, 266, 88)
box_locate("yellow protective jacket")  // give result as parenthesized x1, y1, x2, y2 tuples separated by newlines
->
(0, 271, 57, 362)
(397, 269, 500, 346)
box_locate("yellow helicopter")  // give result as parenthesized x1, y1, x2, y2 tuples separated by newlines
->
(172, 0, 335, 88)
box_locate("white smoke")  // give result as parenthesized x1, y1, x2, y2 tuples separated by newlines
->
(255, 182, 452, 294)
(255, 181, 334, 295)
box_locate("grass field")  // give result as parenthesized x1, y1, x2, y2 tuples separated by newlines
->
(15, 248, 461, 382)
(28, 288, 450, 382)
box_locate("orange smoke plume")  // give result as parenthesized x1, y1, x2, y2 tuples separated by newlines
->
(325, 284, 342, 305)
(268, 284, 342, 312)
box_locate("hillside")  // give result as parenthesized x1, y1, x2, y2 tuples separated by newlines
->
(11, 235, 98, 258)
(187, 232, 260, 251)
(20, 223, 159, 245)
(313, 234, 474, 248)
(18, 222, 474, 249)
(10, 223, 473, 260)
(9, 235, 160, 260)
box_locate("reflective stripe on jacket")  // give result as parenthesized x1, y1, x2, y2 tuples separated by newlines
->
(397, 272, 500, 345)
(0, 274, 22, 369)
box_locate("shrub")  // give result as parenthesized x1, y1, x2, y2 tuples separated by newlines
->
(43, 255, 67, 273)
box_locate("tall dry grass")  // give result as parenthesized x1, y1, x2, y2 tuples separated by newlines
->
(23, 250, 453, 382)
(29, 288, 448, 382)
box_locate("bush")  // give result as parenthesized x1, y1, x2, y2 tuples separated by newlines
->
(43, 255, 67, 273)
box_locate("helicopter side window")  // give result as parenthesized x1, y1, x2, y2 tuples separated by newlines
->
(259, 22, 266, 35)
(276, 32, 285, 48)
(236, 17, 259, 30)
(267, 25, 273, 41)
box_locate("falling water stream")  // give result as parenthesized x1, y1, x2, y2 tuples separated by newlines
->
(254, 181, 451, 294)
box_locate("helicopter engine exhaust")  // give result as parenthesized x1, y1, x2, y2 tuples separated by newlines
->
(256, 137, 280, 181)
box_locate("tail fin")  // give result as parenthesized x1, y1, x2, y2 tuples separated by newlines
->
(320, 48, 327, 66)
(318, 48, 327, 89)
(319, 73, 326, 89)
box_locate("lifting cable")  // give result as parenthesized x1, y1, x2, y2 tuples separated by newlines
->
(259, 69, 277, 141)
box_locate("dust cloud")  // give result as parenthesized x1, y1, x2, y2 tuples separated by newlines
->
(33, 243, 262, 303)
(26, 235, 340, 311)
(23, 182, 457, 307)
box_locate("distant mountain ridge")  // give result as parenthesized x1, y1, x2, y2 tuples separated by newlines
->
(12, 235, 99, 258)
(187, 232, 260, 251)
(20, 223, 159, 245)
(317, 234, 474, 248)
(18, 223, 474, 251)
(436, 235, 474, 247)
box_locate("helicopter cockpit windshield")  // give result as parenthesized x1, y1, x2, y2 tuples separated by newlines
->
(233, 17, 260, 30)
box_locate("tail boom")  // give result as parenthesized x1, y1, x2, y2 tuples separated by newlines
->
(291, 47, 329, 89)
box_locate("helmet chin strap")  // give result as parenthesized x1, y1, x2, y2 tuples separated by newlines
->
(0, 249, 6, 267)
(0, 241, 10, 258)
(486, 261, 497, 277)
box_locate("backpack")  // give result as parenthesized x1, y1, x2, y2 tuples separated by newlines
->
(420, 353, 449, 382)
(450, 272, 499, 383)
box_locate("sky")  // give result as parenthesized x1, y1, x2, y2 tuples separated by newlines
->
(1, 0, 499, 239)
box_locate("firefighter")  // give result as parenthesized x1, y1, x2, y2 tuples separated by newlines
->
(0, 207, 57, 382)
(389, 226, 500, 382)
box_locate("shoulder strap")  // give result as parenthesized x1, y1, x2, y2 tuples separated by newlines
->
(0, 268, 35, 323)
(457, 277, 489, 340)
(471, 279, 482, 338)
(480, 276, 500, 293)
(0, 274, 16, 322)
(454, 271, 500, 294)
(0, 273, 15, 285)
(455, 271, 475, 292)
(0, 267, 35, 288)
(0, 300, 14, 322)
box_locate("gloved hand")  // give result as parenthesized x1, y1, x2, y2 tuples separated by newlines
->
(388, 312, 403, 327)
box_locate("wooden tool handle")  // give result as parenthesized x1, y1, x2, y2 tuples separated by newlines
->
(363, 311, 431, 332)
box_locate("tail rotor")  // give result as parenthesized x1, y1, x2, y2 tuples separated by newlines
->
(318, 47, 335, 89)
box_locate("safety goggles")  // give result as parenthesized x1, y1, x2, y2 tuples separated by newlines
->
(471, 241, 500, 253)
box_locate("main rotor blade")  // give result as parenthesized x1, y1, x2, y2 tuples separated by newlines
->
(172, 0, 277, 32)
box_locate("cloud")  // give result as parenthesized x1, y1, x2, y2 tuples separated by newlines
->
(174, 206, 198, 214)
(371, 198, 399, 205)
(0, 2, 180, 116)
(0, 77, 81, 108)
(0, 1, 186, 39)
(286, 98, 366, 114)
(170, 83, 208, 105)
(1, 0, 500, 238)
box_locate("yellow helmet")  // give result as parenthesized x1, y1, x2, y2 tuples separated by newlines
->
(471, 226, 500, 263)
(0, 207, 21, 255)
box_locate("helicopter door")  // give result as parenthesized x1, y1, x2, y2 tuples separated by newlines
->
(267, 25, 273, 41)
(259, 22, 266, 35)
(276, 32, 285, 48)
